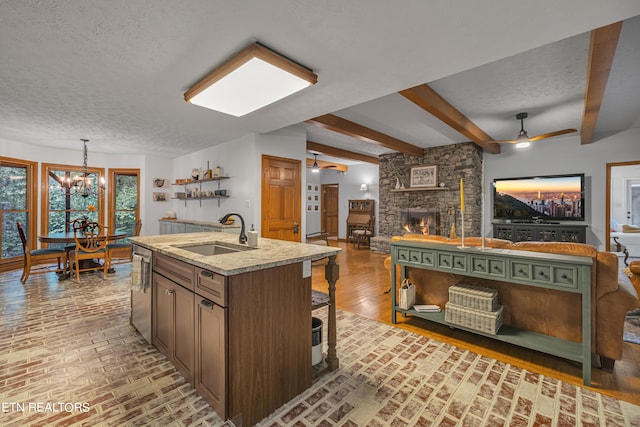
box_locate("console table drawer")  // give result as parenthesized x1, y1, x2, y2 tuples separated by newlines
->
(470, 255, 507, 278)
(397, 248, 436, 266)
(396, 248, 423, 264)
(510, 262, 578, 289)
(552, 266, 579, 289)
(437, 253, 466, 271)
(511, 262, 532, 280)
(421, 250, 435, 266)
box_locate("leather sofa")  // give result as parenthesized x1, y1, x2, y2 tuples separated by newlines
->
(384, 235, 639, 370)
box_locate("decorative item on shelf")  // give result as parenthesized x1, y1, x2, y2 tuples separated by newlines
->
(391, 168, 403, 189)
(203, 161, 213, 180)
(410, 165, 437, 188)
(447, 205, 457, 238)
(213, 165, 222, 177)
(191, 168, 200, 181)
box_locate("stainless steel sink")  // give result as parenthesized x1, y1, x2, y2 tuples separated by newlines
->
(173, 242, 254, 256)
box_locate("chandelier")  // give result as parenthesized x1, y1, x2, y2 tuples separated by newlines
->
(60, 139, 106, 198)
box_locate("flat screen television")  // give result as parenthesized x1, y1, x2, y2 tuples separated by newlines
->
(493, 173, 585, 222)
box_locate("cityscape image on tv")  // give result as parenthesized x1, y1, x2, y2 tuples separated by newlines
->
(494, 175, 583, 220)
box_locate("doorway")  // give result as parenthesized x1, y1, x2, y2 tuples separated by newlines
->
(261, 155, 302, 242)
(321, 184, 339, 238)
(606, 160, 640, 251)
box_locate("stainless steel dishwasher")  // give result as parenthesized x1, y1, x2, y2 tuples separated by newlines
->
(131, 244, 152, 343)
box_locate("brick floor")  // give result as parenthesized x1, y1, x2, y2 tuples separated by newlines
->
(1, 267, 639, 426)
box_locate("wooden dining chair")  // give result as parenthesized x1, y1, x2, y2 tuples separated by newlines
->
(17, 221, 66, 283)
(107, 219, 142, 269)
(68, 222, 111, 283)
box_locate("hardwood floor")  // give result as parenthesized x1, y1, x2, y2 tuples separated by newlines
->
(312, 241, 640, 406)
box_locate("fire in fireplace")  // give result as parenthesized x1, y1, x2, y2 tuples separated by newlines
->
(401, 209, 440, 235)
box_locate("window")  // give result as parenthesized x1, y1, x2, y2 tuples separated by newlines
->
(1, 156, 37, 271)
(41, 163, 105, 247)
(108, 169, 140, 239)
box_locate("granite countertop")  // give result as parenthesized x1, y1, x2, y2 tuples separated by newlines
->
(158, 218, 240, 229)
(131, 232, 341, 276)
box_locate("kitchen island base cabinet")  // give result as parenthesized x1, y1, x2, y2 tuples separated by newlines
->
(195, 263, 311, 426)
(194, 297, 227, 420)
(132, 232, 342, 427)
(152, 272, 195, 384)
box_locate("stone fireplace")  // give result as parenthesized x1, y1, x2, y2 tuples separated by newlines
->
(401, 209, 440, 236)
(370, 142, 482, 254)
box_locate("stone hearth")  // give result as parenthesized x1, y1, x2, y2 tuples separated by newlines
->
(376, 142, 482, 253)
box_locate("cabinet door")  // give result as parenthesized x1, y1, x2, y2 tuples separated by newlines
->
(153, 273, 173, 357)
(171, 222, 187, 234)
(185, 223, 203, 233)
(173, 283, 195, 383)
(195, 297, 227, 419)
(159, 221, 171, 235)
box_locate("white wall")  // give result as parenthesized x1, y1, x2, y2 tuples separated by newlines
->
(170, 124, 308, 236)
(143, 154, 174, 235)
(483, 128, 640, 249)
(319, 163, 379, 239)
(305, 169, 322, 235)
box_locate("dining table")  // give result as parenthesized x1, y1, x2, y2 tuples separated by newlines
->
(39, 230, 128, 278)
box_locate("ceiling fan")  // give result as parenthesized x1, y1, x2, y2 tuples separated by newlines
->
(495, 112, 577, 148)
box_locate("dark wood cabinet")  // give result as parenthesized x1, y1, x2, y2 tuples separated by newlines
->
(492, 222, 587, 243)
(152, 254, 195, 384)
(195, 296, 227, 419)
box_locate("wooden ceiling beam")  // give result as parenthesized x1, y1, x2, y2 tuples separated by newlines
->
(399, 84, 501, 154)
(307, 141, 379, 164)
(306, 114, 423, 157)
(305, 158, 348, 172)
(581, 21, 623, 145)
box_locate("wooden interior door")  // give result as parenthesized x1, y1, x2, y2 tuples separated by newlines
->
(322, 184, 339, 238)
(261, 155, 302, 242)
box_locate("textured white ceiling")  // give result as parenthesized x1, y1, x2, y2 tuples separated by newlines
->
(0, 1, 639, 158)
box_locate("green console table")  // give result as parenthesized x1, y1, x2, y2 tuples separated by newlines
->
(390, 239, 593, 385)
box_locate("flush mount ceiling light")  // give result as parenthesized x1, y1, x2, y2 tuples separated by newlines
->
(184, 42, 318, 117)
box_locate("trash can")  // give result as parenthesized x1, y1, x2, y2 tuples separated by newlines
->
(311, 317, 323, 366)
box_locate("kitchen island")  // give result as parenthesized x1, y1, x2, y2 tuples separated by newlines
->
(130, 232, 340, 427)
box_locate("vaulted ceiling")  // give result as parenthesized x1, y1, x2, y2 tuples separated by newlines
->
(1, 2, 638, 165)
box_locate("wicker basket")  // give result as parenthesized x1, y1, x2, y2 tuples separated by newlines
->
(445, 302, 503, 335)
(448, 283, 499, 312)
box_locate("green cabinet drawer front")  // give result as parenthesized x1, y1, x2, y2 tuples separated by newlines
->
(408, 250, 422, 264)
(511, 262, 532, 280)
(452, 254, 467, 271)
(437, 253, 453, 269)
(421, 250, 435, 266)
(532, 264, 552, 284)
(552, 266, 578, 289)
(471, 255, 506, 278)
(397, 248, 410, 262)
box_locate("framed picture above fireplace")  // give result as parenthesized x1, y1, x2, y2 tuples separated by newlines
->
(410, 165, 437, 188)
